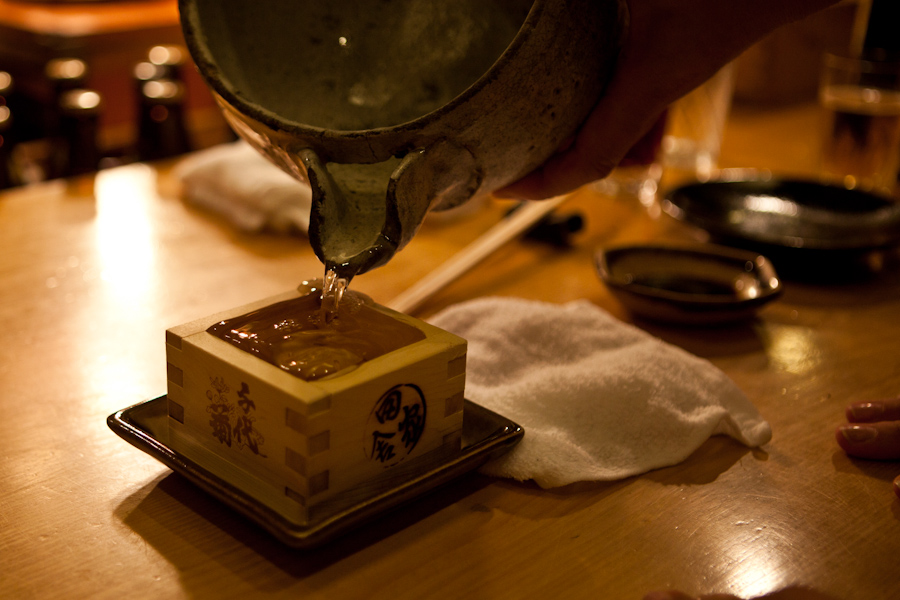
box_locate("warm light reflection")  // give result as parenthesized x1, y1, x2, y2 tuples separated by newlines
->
(767, 325, 820, 375)
(70, 90, 101, 110)
(46, 57, 86, 80)
(721, 534, 789, 598)
(133, 61, 159, 81)
(149, 44, 183, 66)
(744, 194, 799, 216)
(695, 510, 795, 598)
(93, 164, 158, 300)
(143, 80, 180, 100)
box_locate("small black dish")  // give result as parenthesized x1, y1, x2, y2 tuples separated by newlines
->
(595, 244, 782, 325)
(662, 178, 900, 276)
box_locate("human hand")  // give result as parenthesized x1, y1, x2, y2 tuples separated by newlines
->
(496, 0, 841, 200)
(835, 396, 900, 499)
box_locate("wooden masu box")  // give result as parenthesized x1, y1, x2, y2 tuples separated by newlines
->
(163, 290, 467, 525)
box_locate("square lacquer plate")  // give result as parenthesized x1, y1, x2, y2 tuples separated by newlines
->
(108, 396, 522, 548)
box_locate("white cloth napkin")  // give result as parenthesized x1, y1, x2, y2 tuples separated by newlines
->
(428, 297, 772, 488)
(173, 141, 311, 234)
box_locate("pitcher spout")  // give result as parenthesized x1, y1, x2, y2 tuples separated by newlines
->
(302, 150, 403, 279)
(302, 141, 481, 280)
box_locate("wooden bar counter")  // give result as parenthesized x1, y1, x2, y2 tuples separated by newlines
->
(1, 102, 898, 599)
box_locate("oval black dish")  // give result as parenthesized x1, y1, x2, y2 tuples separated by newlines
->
(595, 244, 783, 325)
(662, 178, 900, 277)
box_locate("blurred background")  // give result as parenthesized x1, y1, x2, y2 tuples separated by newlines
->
(0, 0, 235, 187)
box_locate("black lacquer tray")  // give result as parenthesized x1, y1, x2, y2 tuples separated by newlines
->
(109, 396, 522, 548)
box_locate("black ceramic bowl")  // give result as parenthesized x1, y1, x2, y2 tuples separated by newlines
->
(664, 178, 900, 250)
(595, 244, 782, 325)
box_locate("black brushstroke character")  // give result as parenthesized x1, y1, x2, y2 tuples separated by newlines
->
(236, 382, 256, 414)
(233, 414, 267, 457)
(374, 390, 401, 424)
(231, 382, 267, 457)
(364, 384, 427, 466)
(398, 403, 425, 451)
(371, 431, 397, 463)
(206, 386, 234, 447)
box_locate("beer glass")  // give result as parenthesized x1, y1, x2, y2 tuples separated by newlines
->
(819, 54, 900, 197)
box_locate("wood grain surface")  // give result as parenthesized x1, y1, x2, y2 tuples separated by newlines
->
(1, 102, 898, 600)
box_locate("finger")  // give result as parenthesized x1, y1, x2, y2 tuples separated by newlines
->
(845, 396, 900, 423)
(894, 474, 900, 500)
(835, 420, 900, 460)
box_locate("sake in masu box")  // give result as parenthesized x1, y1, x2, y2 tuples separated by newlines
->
(163, 280, 466, 525)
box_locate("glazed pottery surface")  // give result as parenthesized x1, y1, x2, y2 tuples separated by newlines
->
(179, 0, 626, 277)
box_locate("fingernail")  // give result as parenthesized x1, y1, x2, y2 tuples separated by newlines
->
(849, 401, 884, 421)
(839, 425, 878, 443)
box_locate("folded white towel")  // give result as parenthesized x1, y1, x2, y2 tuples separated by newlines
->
(174, 141, 311, 234)
(428, 297, 772, 488)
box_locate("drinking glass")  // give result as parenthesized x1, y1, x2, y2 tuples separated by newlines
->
(819, 54, 900, 197)
(661, 63, 735, 183)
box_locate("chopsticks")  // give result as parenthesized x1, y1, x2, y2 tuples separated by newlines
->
(387, 194, 570, 315)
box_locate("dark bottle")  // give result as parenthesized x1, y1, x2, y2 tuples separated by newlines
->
(2, 68, 39, 144)
(137, 79, 191, 161)
(133, 60, 168, 96)
(857, 0, 900, 190)
(45, 58, 90, 178)
(44, 58, 89, 132)
(1, 103, 16, 189)
(1, 70, 13, 144)
(0, 70, 12, 102)
(45, 58, 88, 92)
(58, 89, 103, 177)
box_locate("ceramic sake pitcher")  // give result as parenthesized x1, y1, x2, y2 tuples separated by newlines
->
(179, 0, 626, 278)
